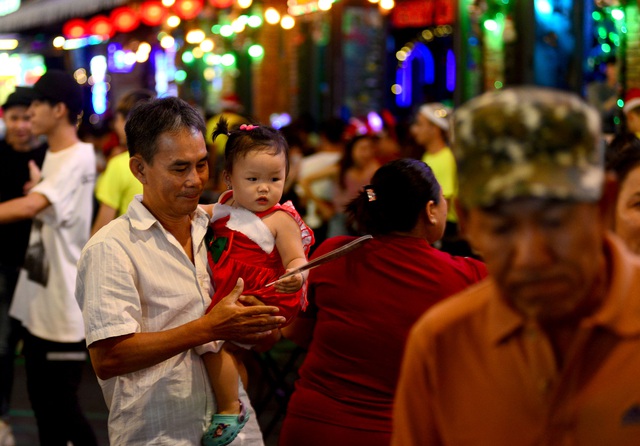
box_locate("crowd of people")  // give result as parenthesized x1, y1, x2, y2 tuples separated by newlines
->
(0, 69, 640, 446)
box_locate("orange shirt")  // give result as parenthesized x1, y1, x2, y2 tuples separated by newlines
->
(392, 234, 640, 446)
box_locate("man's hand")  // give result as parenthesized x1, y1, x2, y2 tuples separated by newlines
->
(23, 160, 41, 194)
(205, 278, 286, 344)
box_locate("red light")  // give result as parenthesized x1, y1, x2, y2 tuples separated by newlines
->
(111, 7, 140, 33)
(208, 0, 234, 8)
(88, 15, 115, 38)
(172, 0, 203, 20)
(62, 18, 87, 39)
(140, 1, 166, 26)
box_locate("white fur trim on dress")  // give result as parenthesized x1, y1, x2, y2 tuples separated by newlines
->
(211, 204, 275, 254)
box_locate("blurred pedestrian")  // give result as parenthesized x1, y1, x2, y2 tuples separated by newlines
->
(410, 103, 471, 256)
(91, 89, 155, 236)
(2, 70, 98, 446)
(298, 134, 380, 237)
(393, 87, 640, 446)
(586, 56, 620, 136)
(0, 86, 47, 446)
(606, 133, 640, 254)
(280, 159, 487, 446)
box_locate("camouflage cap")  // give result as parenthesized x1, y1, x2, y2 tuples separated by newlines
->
(452, 87, 604, 208)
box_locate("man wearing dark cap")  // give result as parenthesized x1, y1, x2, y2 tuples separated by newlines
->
(0, 86, 47, 446)
(393, 87, 640, 445)
(0, 70, 98, 445)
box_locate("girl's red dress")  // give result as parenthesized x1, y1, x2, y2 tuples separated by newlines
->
(206, 190, 314, 324)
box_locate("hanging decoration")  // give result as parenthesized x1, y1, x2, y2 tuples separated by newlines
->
(111, 6, 140, 33)
(140, 1, 167, 26)
(172, 0, 204, 20)
(87, 16, 116, 39)
(62, 18, 87, 39)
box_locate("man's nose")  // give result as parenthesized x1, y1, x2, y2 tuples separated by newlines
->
(512, 224, 554, 269)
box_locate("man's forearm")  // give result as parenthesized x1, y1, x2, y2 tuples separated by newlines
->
(88, 316, 213, 380)
(0, 193, 49, 223)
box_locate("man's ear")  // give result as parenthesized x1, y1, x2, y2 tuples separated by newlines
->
(130, 155, 147, 184)
(599, 170, 619, 231)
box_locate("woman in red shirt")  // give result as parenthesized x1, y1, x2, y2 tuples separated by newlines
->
(279, 158, 487, 446)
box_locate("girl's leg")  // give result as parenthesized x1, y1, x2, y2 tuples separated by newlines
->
(202, 348, 240, 414)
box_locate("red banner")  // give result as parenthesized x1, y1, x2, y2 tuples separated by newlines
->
(391, 0, 455, 28)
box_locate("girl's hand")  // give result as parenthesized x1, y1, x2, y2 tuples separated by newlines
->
(275, 270, 304, 294)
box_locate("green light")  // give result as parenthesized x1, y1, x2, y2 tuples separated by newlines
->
(483, 19, 498, 32)
(601, 43, 611, 53)
(611, 8, 624, 21)
(494, 81, 503, 89)
(614, 116, 621, 125)
(592, 11, 602, 21)
(248, 15, 262, 28)
(598, 27, 607, 40)
(211, 24, 221, 34)
(182, 51, 194, 64)
(248, 44, 264, 59)
(617, 99, 624, 108)
(221, 53, 236, 66)
(175, 70, 187, 83)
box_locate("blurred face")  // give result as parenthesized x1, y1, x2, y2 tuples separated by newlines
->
(3, 105, 33, 150)
(626, 110, 640, 135)
(410, 114, 440, 148)
(27, 99, 57, 136)
(138, 128, 209, 221)
(615, 165, 640, 255)
(429, 188, 448, 243)
(226, 149, 286, 213)
(352, 137, 376, 167)
(464, 198, 606, 321)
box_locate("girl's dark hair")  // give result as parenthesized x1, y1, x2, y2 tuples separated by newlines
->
(213, 116, 290, 175)
(606, 134, 640, 182)
(346, 158, 441, 236)
(126, 97, 207, 163)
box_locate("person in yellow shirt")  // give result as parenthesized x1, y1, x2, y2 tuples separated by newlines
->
(410, 102, 471, 256)
(91, 90, 155, 236)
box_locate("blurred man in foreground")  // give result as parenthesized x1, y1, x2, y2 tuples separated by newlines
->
(393, 87, 640, 446)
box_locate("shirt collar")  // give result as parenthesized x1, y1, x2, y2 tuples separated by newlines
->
(127, 195, 210, 233)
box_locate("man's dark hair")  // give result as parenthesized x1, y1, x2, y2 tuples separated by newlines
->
(125, 97, 207, 163)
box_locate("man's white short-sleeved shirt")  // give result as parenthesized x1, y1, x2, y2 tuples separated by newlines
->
(76, 197, 255, 445)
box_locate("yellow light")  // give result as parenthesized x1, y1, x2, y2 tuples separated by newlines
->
(232, 19, 246, 33)
(200, 39, 214, 52)
(318, 0, 332, 11)
(136, 51, 150, 63)
(380, 0, 394, 10)
(192, 47, 204, 58)
(238, 0, 252, 8)
(186, 29, 206, 44)
(167, 15, 181, 28)
(281, 15, 295, 30)
(265, 7, 280, 24)
(53, 36, 66, 48)
(368, 0, 379, 2)
(203, 67, 216, 81)
(138, 42, 151, 54)
(0, 39, 18, 50)
(162, 0, 175, 6)
(396, 50, 407, 61)
(391, 84, 402, 94)
(160, 35, 175, 49)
